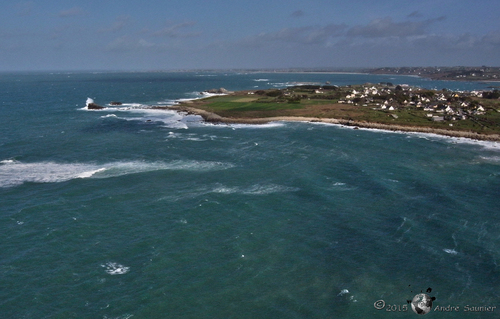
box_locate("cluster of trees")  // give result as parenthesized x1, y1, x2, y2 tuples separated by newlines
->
(483, 90, 500, 99)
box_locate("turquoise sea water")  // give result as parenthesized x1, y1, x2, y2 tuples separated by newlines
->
(1, 72, 499, 318)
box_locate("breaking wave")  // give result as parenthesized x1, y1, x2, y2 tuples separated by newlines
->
(101, 262, 130, 275)
(212, 184, 300, 195)
(0, 160, 234, 188)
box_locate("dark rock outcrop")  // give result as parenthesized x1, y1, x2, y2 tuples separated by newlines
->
(87, 103, 105, 110)
(203, 88, 231, 94)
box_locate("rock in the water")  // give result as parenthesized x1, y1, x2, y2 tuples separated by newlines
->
(203, 88, 231, 94)
(87, 103, 105, 110)
(110, 101, 122, 105)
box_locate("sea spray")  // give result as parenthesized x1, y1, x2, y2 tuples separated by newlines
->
(86, 97, 94, 107)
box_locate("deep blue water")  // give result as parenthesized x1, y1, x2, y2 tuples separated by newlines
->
(1, 72, 499, 318)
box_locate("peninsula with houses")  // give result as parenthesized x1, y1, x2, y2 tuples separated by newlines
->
(166, 83, 500, 141)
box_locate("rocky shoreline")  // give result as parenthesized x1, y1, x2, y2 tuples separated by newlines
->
(164, 104, 500, 142)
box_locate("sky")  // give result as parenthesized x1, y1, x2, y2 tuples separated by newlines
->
(1, 0, 499, 71)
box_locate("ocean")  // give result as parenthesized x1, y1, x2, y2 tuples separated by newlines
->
(1, 71, 499, 318)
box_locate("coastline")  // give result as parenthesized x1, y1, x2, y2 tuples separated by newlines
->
(165, 104, 500, 142)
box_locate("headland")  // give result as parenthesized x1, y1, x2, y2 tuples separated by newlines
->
(163, 83, 500, 141)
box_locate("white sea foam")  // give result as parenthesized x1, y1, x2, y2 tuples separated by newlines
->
(101, 262, 130, 275)
(76, 168, 107, 178)
(97, 107, 194, 129)
(254, 79, 269, 82)
(270, 82, 292, 88)
(0, 160, 234, 188)
(332, 182, 346, 186)
(212, 184, 299, 195)
(443, 248, 458, 255)
(158, 183, 298, 202)
(451, 139, 500, 150)
(205, 122, 286, 129)
(200, 92, 227, 97)
(86, 97, 94, 107)
(329, 181, 357, 191)
(474, 155, 500, 165)
(0, 159, 16, 164)
(306, 121, 500, 147)
(232, 122, 286, 129)
(0, 161, 103, 188)
(338, 289, 349, 296)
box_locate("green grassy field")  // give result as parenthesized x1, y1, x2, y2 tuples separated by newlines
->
(187, 89, 500, 135)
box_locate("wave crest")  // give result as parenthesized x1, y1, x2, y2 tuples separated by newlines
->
(0, 160, 234, 188)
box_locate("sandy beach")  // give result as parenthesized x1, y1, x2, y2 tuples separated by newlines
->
(165, 104, 500, 142)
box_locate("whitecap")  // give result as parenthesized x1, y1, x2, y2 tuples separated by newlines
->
(101, 262, 130, 275)
(338, 289, 349, 296)
(200, 92, 228, 97)
(108, 103, 144, 109)
(166, 133, 208, 142)
(0, 159, 17, 165)
(270, 82, 291, 88)
(0, 160, 234, 188)
(76, 168, 107, 178)
(86, 97, 94, 106)
(443, 248, 458, 255)
(101, 108, 194, 129)
(227, 122, 286, 129)
(0, 162, 103, 188)
(254, 79, 269, 82)
(476, 156, 500, 164)
(212, 184, 299, 195)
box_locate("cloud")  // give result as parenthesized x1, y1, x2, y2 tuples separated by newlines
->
(242, 23, 348, 47)
(347, 16, 445, 38)
(407, 11, 423, 18)
(100, 15, 132, 33)
(152, 21, 201, 38)
(291, 10, 305, 18)
(58, 7, 84, 18)
(482, 30, 500, 46)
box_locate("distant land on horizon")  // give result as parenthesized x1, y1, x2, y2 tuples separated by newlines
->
(149, 66, 500, 83)
(5, 66, 500, 83)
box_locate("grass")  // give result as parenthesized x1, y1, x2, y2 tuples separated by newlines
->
(187, 91, 500, 135)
